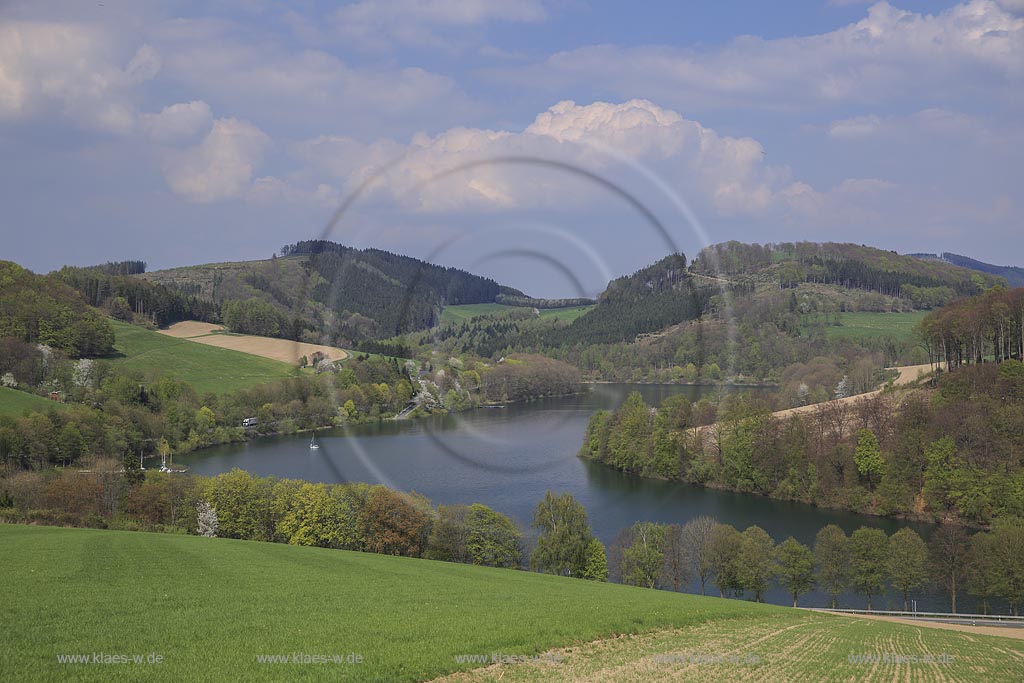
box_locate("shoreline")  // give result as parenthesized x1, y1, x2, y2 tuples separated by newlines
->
(582, 380, 777, 388)
(578, 363, 959, 528)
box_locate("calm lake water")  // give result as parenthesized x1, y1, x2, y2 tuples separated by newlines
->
(178, 383, 971, 612)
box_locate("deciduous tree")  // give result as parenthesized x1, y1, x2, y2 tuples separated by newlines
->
(530, 491, 593, 577)
(707, 523, 743, 598)
(775, 537, 815, 607)
(681, 515, 717, 595)
(850, 527, 888, 610)
(887, 527, 928, 611)
(737, 525, 775, 602)
(815, 525, 850, 608)
(929, 525, 971, 614)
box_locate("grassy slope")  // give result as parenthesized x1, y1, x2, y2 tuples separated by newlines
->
(827, 311, 928, 345)
(105, 320, 296, 395)
(3, 525, 1021, 683)
(0, 386, 68, 419)
(441, 304, 594, 324)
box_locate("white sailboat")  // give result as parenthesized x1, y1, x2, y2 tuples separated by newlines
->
(309, 432, 320, 449)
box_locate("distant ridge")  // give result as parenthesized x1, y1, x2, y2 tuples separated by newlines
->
(139, 240, 526, 343)
(908, 252, 1024, 288)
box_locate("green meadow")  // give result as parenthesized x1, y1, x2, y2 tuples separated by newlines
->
(105, 320, 297, 395)
(827, 311, 929, 345)
(0, 386, 69, 419)
(3, 524, 1021, 683)
(441, 304, 594, 324)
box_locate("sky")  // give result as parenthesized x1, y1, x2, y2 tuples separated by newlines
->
(1, 0, 1021, 297)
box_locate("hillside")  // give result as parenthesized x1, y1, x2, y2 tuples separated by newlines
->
(510, 241, 994, 353)
(911, 252, 1024, 288)
(106, 320, 297, 395)
(0, 260, 114, 357)
(3, 524, 1022, 683)
(693, 241, 1003, 299)
(420, 242, 975, 387)
(141, 241, 524, 345)
(514, 253, 714, 347)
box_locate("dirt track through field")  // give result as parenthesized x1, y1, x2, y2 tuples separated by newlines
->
(692, 364, 935, 442)
(767, 363, 934, 421)
(160, 321, 349, 365)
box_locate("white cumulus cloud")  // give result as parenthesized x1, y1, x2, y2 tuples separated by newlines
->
(164, 118, 270, 203)
(280, 99, 802, 218)
(0, 21, 160, 133)
(140, 100, 213, 142)
(496, 1, 1024, 110)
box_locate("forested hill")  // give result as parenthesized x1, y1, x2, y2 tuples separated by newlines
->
(531, 253, 714, 345)
(691, 241, 1003, 308)
(910, 252, 1024, 288)
(139, 240, 523, 343)
(514, 241, 996, 348)
(0, 261, 114, 357)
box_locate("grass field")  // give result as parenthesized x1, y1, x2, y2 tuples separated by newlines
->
(3, 524, 1021, 683)
(0, 386, 68, 419)
(106, 320, 297, 395)
(826, 311, 929, 344)
(441, 303, 594, 324)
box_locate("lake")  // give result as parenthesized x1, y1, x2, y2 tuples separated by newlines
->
(178, 383, 966, 612)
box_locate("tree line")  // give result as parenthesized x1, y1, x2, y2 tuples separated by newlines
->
(0, 471, 593, 579)
(54, 264, 218, 329)
(606, 515, 1023, 614)
(495, 294, 595, 308)
(918, 288, 1024, 370)
(582, 360, 1024, 525)
(3, 467, 1021, 614)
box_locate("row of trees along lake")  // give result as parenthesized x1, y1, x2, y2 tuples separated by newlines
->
(582, 360, 1024, 526)
(2, 468, 1021, 615)
(606, 515, 1020, 614)
(0, 350, 579, 471)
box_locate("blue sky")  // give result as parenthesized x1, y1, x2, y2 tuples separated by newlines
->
(1, 0, 1021, 297)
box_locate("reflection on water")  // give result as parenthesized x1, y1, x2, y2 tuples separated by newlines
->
(178, 384, 967, 611)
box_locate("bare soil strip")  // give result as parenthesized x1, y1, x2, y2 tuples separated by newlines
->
(767, 363, 933, 422)
(159, 321, 222, 338)
(694, 364, 935, 442)
(159, 321, 349, 365)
